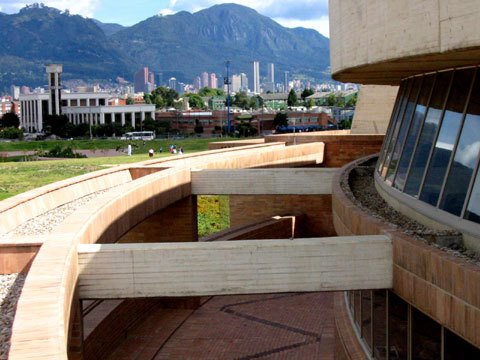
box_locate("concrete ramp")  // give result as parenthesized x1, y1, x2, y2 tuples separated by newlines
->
(77, 235, 392, 299)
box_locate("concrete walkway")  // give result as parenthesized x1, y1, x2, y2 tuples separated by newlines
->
(108, 292, 335, 360)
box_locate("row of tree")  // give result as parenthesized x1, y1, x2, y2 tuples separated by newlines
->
(0, 111, 23, 139)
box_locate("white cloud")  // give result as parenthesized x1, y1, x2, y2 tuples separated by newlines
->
(274, 15, 330, 37)
(0, 1, 99, 17)
(159, 0, 330, 37)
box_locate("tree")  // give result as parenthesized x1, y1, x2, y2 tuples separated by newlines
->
(150, 86, 179, 108)
(273, 112, 288, 128)
(326, 93, 336, 106)
(198, 87, 225, 97)
(43, 114, 70, 137)
(126, 96, 134, 105)
(287, 89, 298, 107)
(185, 93, 205, 109)
(0, 111, 20, 128)
(194, 119, 204, 134)
(249, 95, 263, 110)
(346, 93, 358, 107)
(301, 88, 314, 101)
(233, 91, 249, 109)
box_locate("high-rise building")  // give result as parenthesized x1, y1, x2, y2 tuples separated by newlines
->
(10, 86, 20, 100)
(231, 75, 242, 93)
(201, 72, 209, 88)
(267, 63, 275, 84)
(249, 61, 260, 93)
(168, 77, 177, 91)
(134, 67, 149, 93)
(209, 73, 218, 89)
(46, 64, 62, 116)
(193, 76, 201, 91)
(240, 73, 248, 92)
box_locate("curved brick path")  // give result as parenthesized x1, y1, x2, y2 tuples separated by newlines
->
(109, 292, 335, 360)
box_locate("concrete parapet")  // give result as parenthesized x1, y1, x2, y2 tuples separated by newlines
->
(332, 155, 480, 348)
(329, 0, 480, 84)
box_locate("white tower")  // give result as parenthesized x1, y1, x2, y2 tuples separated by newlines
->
(46, 64, 62, 116)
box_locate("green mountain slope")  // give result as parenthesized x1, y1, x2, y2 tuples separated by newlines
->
(111, 3, 330, 82)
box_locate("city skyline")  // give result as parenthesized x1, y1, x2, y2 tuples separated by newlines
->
(0, 0, 330, 37)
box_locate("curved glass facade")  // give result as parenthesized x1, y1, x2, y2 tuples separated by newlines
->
(377, 66, 480, 225)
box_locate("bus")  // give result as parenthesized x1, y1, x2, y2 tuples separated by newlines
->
(122, 131, 155, 140)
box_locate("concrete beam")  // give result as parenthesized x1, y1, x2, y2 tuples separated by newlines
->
(77, 235, 392, 299)
(191, 168, 338, 195)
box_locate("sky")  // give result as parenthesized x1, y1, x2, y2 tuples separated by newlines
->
(0, 0, 330, 37)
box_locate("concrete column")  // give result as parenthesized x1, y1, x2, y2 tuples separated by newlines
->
(100, 112, 105, 125)
(37, 101, 43, 132)
(121, 112, 125, 126)
(96, 98, 99, 107)
(131, 112, 135, 128)
(141, 111, 146, 121)
(151, 111, 155, 120)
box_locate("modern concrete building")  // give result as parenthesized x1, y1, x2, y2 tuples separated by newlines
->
(250, 60, 260, 93)
(3, 1, 480, 359)
(20, 65, 155, 132)
(329, 0, 480, 358)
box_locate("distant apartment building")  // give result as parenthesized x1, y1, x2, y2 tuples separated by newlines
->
(265, 63, 275, 93)
(168, 77, 177, 91)
(249, 61, 260, 93)
(193, 76, 201, 91)
(10, 86, 20, 100)
(200, 72, 209, 88)
(20, 64, 155, 133)
(134, 67, 155, 93)
(231, 75, 242, 93)
(209, 73, 218, 89)
(0, 96, 20, 117)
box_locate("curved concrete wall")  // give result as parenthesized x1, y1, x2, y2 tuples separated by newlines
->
(7, 142, 326, 359)
(332, 156, 480, 349)
(329, 0, 480, 84)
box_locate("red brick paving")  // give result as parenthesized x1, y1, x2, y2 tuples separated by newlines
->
(109, 292, 335, 360)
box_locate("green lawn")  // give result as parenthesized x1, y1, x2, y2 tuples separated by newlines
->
(0, 138, 230, 237)
(0, 137, 224, 153)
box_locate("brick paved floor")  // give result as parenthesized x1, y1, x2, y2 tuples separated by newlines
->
(109, 292, 335, 360)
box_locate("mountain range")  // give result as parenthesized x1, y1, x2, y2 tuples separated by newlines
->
(0, 3, 330, 93)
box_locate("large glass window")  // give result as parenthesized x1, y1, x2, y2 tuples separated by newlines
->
(394, 74, 435, 190)
(372, 290, 387, 360)
(389, 292, 408, 359)
(465, 167, 480, 223)
(380, 79, 414, 178)
(420, 68, 475, 206)
(361, 290, 372, 351)
(386, 77, 423, 183)
(404, 71, 452, 196)
(440, 70, 480, 215)
(412, 308, 441, 359)
(378, 83, 409, 173)
(444, 329, 480, 359)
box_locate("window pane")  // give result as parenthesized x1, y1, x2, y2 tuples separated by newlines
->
(394, 74, 435, 190)
(389, 292, 408, 360)
(444, 328, 480, 360)
(465, 167, 480, 223)
(378, 82, 408, 173)
(380, 79, 414, 178)
(386, 77, 423, 183)
(420, 68, 475, 206)
(440, 71, 480, 215)
(412, 308, 441, 359)
(361, 290, 372, 351)
(373, 290, 387, 360)
(354, 290, 361, 326)
(405, 72, 452, 196)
